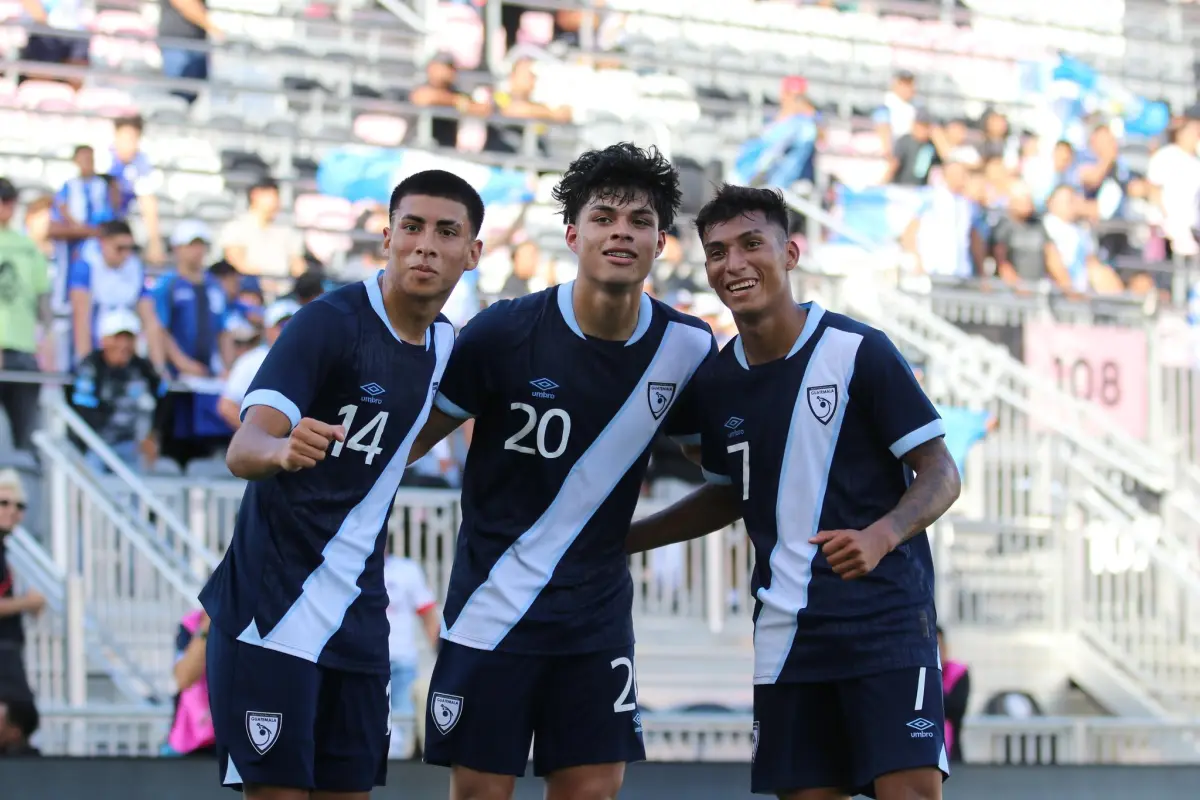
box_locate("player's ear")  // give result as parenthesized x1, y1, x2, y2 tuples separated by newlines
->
(655, 229, 666, 259)
(382, 225, 392, 252)
(466, 237, 483, 272)
(784, 236, 801, 273)
(564, 223, 579, 255)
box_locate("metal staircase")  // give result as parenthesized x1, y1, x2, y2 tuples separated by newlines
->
(808, 271, 1200, 718)
(22, 398, 219, 704)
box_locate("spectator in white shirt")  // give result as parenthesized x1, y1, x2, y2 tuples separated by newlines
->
(217, 178, 305, 283)
(383, 554, 439, 750)
(1147, 109, 1200, 263)
(216, 299, 299, 430)
(873, 69, 917, 158)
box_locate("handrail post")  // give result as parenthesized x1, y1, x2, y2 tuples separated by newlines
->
(65, 573, 87, 756)
(704, 530, 724, 634)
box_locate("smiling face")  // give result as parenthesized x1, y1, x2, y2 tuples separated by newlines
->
(566, 191, 665, 290)
(383, 193, 481, 300)
(700, 210, 799, 320)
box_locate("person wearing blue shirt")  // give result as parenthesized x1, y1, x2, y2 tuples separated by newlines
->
(49, 146, 120, 306)
(66, 220, 165, 369)
(153, 220, 236, 472)
(96, 115, 165, 265)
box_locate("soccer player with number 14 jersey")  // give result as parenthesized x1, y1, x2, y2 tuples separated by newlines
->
(629, 185, 962, 800)
(406, 143, 717, 800)
(199, 171, 485, 799)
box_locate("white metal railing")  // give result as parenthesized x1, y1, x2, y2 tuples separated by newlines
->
(31, 400, 218, 701)
(31, 704, 1200, 765)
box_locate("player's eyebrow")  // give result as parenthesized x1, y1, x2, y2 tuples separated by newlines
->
(400, 214, 463, 230)
(590, 203, 654, 218)
(704, 229, 765, 252)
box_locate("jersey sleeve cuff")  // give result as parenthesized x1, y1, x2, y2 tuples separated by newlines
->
(241, 389, 302, 428)
(434, 391, 474, 420)
(702, 468, 732, 486)
(889, 418, 946, 459)
(670, 433, 701, 446)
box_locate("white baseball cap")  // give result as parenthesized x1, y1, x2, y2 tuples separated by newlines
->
(169, 220, 213, 248)
(97, 308, 142, 338)
(264, 299, 301, 329)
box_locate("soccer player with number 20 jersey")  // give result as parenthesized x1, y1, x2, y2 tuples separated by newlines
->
(629, 185, 962, 800)
(199, 170, 484, 799)
(406, 143, 716, 800)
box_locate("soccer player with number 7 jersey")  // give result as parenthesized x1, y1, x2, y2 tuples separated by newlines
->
(628, 184, 963, 800)
(199, 171, 485, 799)
(406, 143, 717, 800)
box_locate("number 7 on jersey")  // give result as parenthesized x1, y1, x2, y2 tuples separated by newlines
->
(727, 442, 749, 500)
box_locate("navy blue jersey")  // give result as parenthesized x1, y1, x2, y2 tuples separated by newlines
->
(434, 283, 715, 654)
(696, 302, 944, 683)
(199, 276, 454, 673)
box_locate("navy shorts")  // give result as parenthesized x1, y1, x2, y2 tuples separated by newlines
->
(424, 641, 646, 777)
(752, 666, 949, 797)
(206, 626, 391, 793)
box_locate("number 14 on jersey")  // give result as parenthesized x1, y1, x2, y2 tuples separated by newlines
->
(331, 404, 389, 465)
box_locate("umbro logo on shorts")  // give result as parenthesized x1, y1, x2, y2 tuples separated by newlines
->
(246, 711, 282, 754)
(431, 692, 464, 735)
(906, 717, 936, 739)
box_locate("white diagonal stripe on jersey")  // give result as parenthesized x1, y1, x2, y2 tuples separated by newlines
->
(237, 321, 456, 661)
(754, 327, 863, 684)
(446, 321, 713, 650)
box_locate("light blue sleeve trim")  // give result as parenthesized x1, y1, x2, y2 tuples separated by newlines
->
(889, 418, 946, 459)
(702, 468, 732, 486)
(671, 433, 701, 446)
(434, 392, 474, 420)
(241, 389, 301, 429)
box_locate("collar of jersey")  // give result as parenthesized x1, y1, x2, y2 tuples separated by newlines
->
(556, 281, 653, 346)
(364, 270, 431, 350)
(733, 301, 824, 370)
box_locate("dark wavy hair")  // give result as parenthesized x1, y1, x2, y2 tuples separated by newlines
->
(694, 184, 790, 244)
(551, 143, 681, 231)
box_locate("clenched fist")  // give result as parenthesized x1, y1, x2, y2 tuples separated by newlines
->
(276, 418, 346, 472)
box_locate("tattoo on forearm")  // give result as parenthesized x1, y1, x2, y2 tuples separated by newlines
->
(888, 457, 961, 542)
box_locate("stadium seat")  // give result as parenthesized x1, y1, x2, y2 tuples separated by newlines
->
(352, 114, 407, 147)
(91, 10, 153, 36)
(17, 81, 76, 112)
(0, 1, 21, 22)
(432, 3, 484, 70)
(304, 229, 353, 263)
(516, 11, 554, 47)
(293, 193, 354, 231)
(75, 87, 138, 117)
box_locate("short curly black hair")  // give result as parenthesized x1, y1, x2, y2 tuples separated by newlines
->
(551, 143, 681, 231)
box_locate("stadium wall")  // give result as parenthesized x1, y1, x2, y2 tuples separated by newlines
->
(6, 759, 1200, 799)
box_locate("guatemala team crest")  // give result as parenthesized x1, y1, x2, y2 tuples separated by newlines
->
(431, 692, 464, 735)
(246, 711, 282, 755)
(647, 381, 677, 421)
(807, 384, 838, 425)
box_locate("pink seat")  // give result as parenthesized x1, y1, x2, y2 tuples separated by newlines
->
(304, 230, 353, 264)
(0, 1, 22, 23)
(517, 11, 554, 47)
(432, 3, 483, 70)
(91, 10, 153, 36)
(17, 81, 77, 112)
(353, 114, 407, 147)
(293, 194, 354, 231)
(76, 87, 137, 117)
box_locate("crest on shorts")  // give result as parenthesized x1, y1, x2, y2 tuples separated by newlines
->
(246, 711, 282, 755)
(751, 721, 760, 762)
(807, 384, 838, 425)
(647, 382, 677, 421)
(431, 692, 464, 735)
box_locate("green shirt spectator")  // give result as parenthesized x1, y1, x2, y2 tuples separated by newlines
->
(0, 177, 52, 454)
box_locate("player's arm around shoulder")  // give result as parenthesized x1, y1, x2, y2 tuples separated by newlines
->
(226, 300, 348, 480)
(408, 301, 513, 465)
(626, 481, 742, 554)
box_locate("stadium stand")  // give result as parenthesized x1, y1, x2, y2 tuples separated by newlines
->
(4, 0, 1200, 784)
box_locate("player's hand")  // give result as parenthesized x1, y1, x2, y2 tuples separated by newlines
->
(810, 520, 900, 580)
(276, 418, 346, 472)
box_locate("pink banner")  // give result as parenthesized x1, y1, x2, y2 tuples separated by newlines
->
(1023, 321, 1148, 440)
